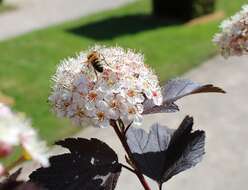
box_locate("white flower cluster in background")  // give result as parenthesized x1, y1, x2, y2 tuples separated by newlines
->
(0, 103, 50, 174)
(49, 45, 162, 128)
(213, 5, 248, 58)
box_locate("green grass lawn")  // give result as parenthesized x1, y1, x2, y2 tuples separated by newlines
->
(0, 0, 247, 144)
(0, 3, 15, 13)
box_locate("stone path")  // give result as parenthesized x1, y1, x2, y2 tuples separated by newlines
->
(18, 55, 248, 190)
(0, 0, 133, 41)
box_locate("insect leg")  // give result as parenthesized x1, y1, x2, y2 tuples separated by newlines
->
(101, 54, 111, 67)
(94, 69, 99, 81)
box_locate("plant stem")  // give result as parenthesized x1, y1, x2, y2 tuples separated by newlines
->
(110, 120, 152, 190)
(120, 163, 136, 174)
(159, 183, 163, 190)
(4, 155, 25, 176)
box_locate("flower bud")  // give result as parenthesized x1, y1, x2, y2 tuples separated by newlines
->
(0, 141, 13, 157)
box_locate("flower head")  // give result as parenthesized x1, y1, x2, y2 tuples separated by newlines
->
(213, 4, 248, 58)
(49, 45, 162, 128)
(0, 103, 49, 167)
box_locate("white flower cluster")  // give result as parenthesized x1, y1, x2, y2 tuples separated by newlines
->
(213, 5, 248, 58)
(49, 46, 162, 128)
(0, 103, 50, 173)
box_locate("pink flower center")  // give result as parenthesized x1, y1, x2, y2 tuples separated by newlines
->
(76, 108, 85, 117)
(128, 107, 136, 114)
(110, 100, 119, 109)
(97, 112, 105, 122)
(127, 90, 136, 97)
(64, 102, 70, 107)
(88, 92, 97, 101)
(152, 91, 158, 97)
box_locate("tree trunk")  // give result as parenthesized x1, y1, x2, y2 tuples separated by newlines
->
(152, 0, 194, 21)
(152, 0, 215, 20)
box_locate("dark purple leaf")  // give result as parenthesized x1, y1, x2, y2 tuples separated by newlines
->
(126, 116, 205, 186)
(29, 138, 121, 190)
(0, 169, 23, 190)
(0, 169, 43, 190)
(143, 79, 225, 114)
(15, 183, 43, 190)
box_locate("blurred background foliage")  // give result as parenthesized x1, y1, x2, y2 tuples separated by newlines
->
(193, 0, 216, 17)
(0, 1, 14, 13)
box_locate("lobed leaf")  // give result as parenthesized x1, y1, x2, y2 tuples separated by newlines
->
(0, 169, 43, 190)
(126, 116, 205, 186)
(143, 78, 225, 114)
(29, 138, 121, 190)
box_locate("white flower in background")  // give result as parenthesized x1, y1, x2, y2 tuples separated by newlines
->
(20, 125, 50, 167)
(0, 103, 50, 167)
(49, 45, 162, 128)
(213, 4, 248, 58)
(0, 103, 23, 147)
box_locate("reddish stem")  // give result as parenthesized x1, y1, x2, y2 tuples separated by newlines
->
(110, 120, 152, 190)
(4, 155, 25, 176)
(159, 183, 163, 190)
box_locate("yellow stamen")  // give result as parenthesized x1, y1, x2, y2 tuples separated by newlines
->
(22, 148, 32, 161)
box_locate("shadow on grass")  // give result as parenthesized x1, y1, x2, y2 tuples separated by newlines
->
(67, 14, 184, 40)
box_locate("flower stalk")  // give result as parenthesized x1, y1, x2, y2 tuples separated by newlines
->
(110, 120, 151, 190)
(3, 155, 25, 176)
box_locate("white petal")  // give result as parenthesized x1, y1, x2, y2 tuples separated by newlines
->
(98, 119, 110, 128)
(96, 100, 109, 111)
(133, 114, 143, 126)
(20, 130, 50, 167)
